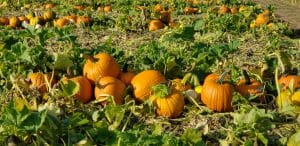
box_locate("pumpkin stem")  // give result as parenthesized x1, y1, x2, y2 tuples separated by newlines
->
(151, 84, 171, 98)
(83, 54, 97, 62)
(242, 70, 251, 85)
(192, 74, 200, 87)
(181, 73, 192, 85)
(217, 71, 228, 84)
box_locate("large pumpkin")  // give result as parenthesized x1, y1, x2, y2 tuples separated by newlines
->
(94, 76, 126, 105)
(83, 53, 120, 85)
(131, 70, 166, 102)
(68, 76, 92, 103)
(28, 72, 56, 93)
(278, 75, 300, 90)
(150, 84, 185, 118)
(201, 73, 234, 112)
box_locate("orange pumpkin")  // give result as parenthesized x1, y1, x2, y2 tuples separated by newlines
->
(154, 4, 163, 12)
(83, 53, 120, 85)
(219, 5, 229, 15)
(150, 84, 185, 118)
(44, 3, 55, 9)
(18, 16, 28, 22)
(131, 70, 166, 102)
(68, 76, 92, 103)
(149, 19, 164, 31)
(201, 73, 234, 112)
(118, 72, 135, 86)
(104, 5, 112, 12)
(230, 6, 238, 14)
(54, 18, 69, 28)
(94, 76, 126, 105)
(64, 15, 77, 23)
(28, 72, 56, 93)
(76, 16, 91, 25)
(255, 14, 269, 26)
(279, 75, 300, 90)
(171, 78, 191, 92)
(184, 7, 198, 14)
(0, 17, 9, 25)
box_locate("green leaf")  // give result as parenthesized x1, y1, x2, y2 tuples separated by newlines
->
(52, 53, 73, 70)
(60, 80, 79, 97)
(181, 128, 204, 145)
(104, 105, 125, 130)
(257, 132, 268, 146)
(21, 110, 47, 131)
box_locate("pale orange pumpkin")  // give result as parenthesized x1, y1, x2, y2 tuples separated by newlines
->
(149, 19, 164, 31)
(76, 16, 91, 25)
(83, 53, 120, 85)
(201, 72, 234, 112)
(68, 76, 93, 103)
(219, 5, 229, 15)
(94, 76, 126, 105)
(54, 18, 69, 28)
(104, 5, 112, 12)
(150, 84, 185, 118)
(131, 70, 166, 102)
(28, 72, 56, 93)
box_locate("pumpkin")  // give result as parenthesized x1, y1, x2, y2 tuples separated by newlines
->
(74, 5, 85, 10)
(160, 10, 171, 23)
(97, 6, 104, 12)
(83, 53, 120, 85)
(9, 17, 20, 28)
(29, 17, 41, 26)
(18, 16, 28, 22)
(184, 7, 198, 14)
(131, 70, 166, 102)
(278, 75, 300, 90)
(276, 90, 292, 109)
(255, 14, 269, 26)
(219, 5, 229, 15)
(149, 19, 164, 31)
(154, 4, 163, 12)
(230, 6, 238, 14)
(64, 15, 77, 23)
(44, 3, 55, 9)
(0, 17, 9, 25)
(43, 11, 55, 21)
(94, 76, 126, 105)
(104, 5, 112, 12)
(54, 18, 69, 28)
(291, 90, 300, 105)
(68, 76, 92, 103)
(201, 72, 234, 112)
(150, 84, 185, 118)
(28, 72, 56, 93)
(287, 132, 300, 146)
(118, 72, 135, 86)
(171, 78, 191, 92)
(76, 16, 91, 25)
(236, 70, 265, 102)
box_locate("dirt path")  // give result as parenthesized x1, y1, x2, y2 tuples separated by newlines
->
(254, 0, 300, 37)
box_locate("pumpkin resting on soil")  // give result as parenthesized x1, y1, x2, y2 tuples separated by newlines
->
(94, 76, 126, 105)
(83, 53, 120, 85)
(150, 84, 185, 118)
(201, 72, 234, 112)
(131, 70, 166, 102)
(68, 76, 92, 103)
(149, 19, 164, 31)
(278, 75, 300, 90)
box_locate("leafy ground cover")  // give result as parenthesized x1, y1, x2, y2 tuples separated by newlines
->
(0, 0, 300, 145)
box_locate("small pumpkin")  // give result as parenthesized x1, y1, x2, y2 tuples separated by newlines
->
(131, 70, 166, 102)
(118, 72, 135, 86)
(44, 3, 55, 9)
(149, 19, 164, 31)
(28, 72, 56, 93)
(83, 53, 120, 85)
(230, 6, 238, 14)
(201, 72, 234, 112)
(255, 13, 269, 26)
(278, 75, 300, 90)
(97, 6, 104, 12)
(9, 16, 20, 28)
(184, 7, 198, 14)
(150, 84, 185, 118)
(76, 16, 91, 25)
(74, 5, 85, 10)
(219, 5, 229, 15)
(64, 15, 77, 23)
(18, 16, 28, 22)
(171, 78, 191, 92)
(54, 18, 69, 28)
(0, 17, 9, 25)
(236, 70, 264, 102)
(291, 90, 300, 105)
(154, 4, 163, 12)
(68, 76, 92, 103)
(104, 5, 112, 12)
(94, 76, 126, 105)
